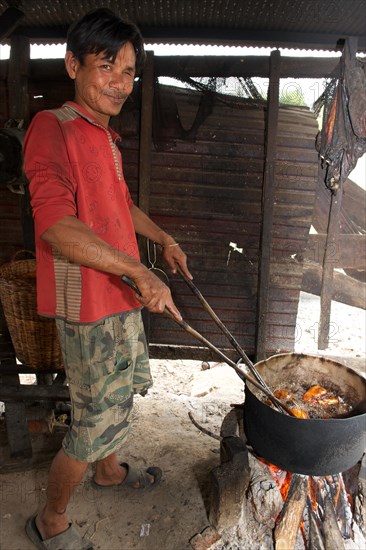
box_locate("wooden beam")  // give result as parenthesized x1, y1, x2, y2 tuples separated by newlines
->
(255, 49, 281, 361)
(7, 56, 341, 82)
(16, 24, 366, 52)
(137, 51, 155, 342)
(138, 50, 154, 215)
(0, 384, 70, 401)
(305, 234, 366, 269)
(154, 55, 339, 79)
(0, 361, 64, 374)
(7, 34, 30, 123)
(148, 343, 239, 361)
(0, 7, 25, 41)
(2, 373, 32, 459)
(301, 262, 366, 309)
(317, 38, 360, 349)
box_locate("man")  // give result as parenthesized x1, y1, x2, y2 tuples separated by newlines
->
(23, 8, 191, 550)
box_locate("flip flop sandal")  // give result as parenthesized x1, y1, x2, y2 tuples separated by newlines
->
(90, 462, 162, 491)
(25, 514, 94, 550)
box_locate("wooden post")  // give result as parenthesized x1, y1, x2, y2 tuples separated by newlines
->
(2, 374, 32, 459)
(138, 50, 154, 215)
(0, 7, 25, 41)
(7, 34, 30, 124)
(317, 38, 357, 350)
(2, 31, 32, 460)
(138, 51, 155, 341)
(256, 49, 281, 361)
(318, 179, 343, 349)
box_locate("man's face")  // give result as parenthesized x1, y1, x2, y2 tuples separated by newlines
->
(66, 41, 136, 127)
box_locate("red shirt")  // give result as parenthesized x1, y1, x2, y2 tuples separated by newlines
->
(24, 101, 141, 323)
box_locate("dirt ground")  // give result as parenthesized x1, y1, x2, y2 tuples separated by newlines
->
(1, 359, 244, 550)
(0, 292, 365, 550)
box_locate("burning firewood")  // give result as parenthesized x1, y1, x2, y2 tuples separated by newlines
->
(323, 494, 346, 549)
(308, 508, 326, 550)
(274, 474, 308, 550)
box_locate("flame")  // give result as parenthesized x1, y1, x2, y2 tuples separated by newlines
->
(260, 463, 356, 540)
(260, 459, 293, 501)
(333, 475, 342, 509)
(308, 476, 319, 513)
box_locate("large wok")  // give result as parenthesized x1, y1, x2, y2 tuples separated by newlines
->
(244, 353, 366, 476)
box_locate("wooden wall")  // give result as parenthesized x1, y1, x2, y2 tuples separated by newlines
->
(114, 85, 319, 357)
(0, 57, 320, 359)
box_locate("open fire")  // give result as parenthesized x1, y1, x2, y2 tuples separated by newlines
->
(207, 406, 366, 550)
(204, 354, 366, 550)
(264, 461, 357, 549)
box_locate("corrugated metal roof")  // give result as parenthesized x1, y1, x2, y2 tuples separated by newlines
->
(0, 0, 365, 50)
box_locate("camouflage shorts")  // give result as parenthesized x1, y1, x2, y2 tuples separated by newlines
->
(55, 310, 152, 463)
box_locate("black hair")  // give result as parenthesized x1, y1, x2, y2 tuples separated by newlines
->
(66, 8, 146, 73)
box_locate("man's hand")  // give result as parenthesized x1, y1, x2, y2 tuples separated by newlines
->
(133, 268, 182, 320)
(129, 205, 192, 281)
(162, 243, 192, 280)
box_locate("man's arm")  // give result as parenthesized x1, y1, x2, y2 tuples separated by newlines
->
(42, 215, 182, 319)
(130, 204, 192, 280)
(42, 215, 140, 275)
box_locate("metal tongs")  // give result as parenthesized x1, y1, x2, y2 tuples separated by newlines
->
(121, 271, 294, 416)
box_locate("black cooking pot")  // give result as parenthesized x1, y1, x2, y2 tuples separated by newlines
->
(244, 353, 366, 476)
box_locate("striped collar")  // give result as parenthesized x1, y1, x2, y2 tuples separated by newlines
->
(63, 101, 121, 144)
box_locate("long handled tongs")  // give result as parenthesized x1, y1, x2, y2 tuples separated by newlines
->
(175, 266, 272, 394)
(121, 274, 293, 416)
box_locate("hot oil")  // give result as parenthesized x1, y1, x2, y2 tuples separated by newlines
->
(263, 379, 354, 419)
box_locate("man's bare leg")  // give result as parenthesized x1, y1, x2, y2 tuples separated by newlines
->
(94, 452, 128, 486)
(36, 448, 88, 540)
(36, 449, 154, 541)
(94, 452, 154, 488)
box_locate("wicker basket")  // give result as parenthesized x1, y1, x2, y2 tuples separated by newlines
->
(0, 251, 63, 369)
